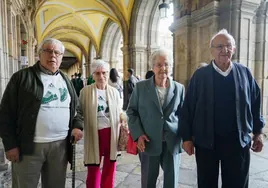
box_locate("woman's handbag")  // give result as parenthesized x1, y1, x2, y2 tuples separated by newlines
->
(126, 134, 138, 155)
(118, 122, 129, 151)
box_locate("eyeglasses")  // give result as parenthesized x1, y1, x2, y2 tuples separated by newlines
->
(94, 71, 108, 76)
(42, 49, 63, 57)
(154, 63, 170, 69)
(211, 44, 233, 51)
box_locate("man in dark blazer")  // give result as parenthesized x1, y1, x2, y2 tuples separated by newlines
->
(127, 49, 184, 188)
(180, 29, 265, 188)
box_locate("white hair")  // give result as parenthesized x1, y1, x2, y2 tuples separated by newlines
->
(91, 59, 110, 74)
(150, 48, 172, 68)
(209, 29, 236, 48)
(37, 38, 65, 54)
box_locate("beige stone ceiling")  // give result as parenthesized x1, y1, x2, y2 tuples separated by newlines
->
(35, 0, 134, 59)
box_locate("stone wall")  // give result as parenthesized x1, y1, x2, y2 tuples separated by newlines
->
(171, 0, 268, 134)
(0, 0, 37, 171)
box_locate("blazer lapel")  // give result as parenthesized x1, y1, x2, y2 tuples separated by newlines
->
(163, 78, 175, 110)
(147, 77, 163, 114)
(207, 62, 214, 127)
(232, 63, 241, 107)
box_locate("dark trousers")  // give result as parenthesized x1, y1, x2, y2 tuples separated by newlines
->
(139, 142, 180, 188)
(195, 133, 250, 188)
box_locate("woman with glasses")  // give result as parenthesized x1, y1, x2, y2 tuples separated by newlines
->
(77, 59, 122, 188)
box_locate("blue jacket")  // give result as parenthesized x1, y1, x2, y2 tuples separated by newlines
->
(127, 77, 185, 155)
(180, 62, 265, 149)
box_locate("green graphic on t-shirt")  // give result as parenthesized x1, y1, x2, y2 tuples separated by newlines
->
(98, 105, 104, 112)
(59, 88, 67, 102)
(42, 91, 58, 104)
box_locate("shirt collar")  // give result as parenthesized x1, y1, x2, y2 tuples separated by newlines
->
(212, 60, 233, 77)
(38, 63, 60, 75)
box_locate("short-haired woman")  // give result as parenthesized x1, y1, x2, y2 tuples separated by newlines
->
(78, 59, 122, 188)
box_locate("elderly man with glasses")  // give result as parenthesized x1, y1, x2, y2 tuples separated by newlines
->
(0, 38, 83, 188)
(180, 29, 265, 188)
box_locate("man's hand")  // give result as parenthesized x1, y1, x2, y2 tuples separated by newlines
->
(182, 141, 195, 156)
(6, 148, 19, 162)
(137, 135, 150, 152)
(251, 134, 264, 152)
(72, 128, 83, 143)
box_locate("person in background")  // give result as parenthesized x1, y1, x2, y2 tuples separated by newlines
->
(75, 73, 84, 97)
(0, 38, 83, 188)
(108, 68, 123, 108)
(180, 29, 265, 188)
(87, 74, 95, 85)
(127, 49, 184, 188)
(145, 70, 154, 79)
(78, 59, 122, 188)
(123, 68, 139, 110)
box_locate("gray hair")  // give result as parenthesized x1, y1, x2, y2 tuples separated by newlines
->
(37, 38, 65, 54)
(91, 59, 110, 74)
(150, 49, 172, 68)
(209, 29, 236, 48)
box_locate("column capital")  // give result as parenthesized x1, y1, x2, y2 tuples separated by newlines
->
(120, 45, 129, 53)
(240, 0, 261, 16)
(130, 45, 147, 53)
(170, 16, 192, 33)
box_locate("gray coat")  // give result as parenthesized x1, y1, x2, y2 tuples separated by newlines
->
(127, 77, 184, 156)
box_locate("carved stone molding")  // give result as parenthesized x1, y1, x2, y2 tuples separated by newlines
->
(191, 1, 220, 23)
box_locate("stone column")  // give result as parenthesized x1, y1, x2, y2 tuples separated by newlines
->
(129, 45, 147, 79)
(109, 59, 119, 70)
(7, 0, 13, 78)
(17, 16, 21, 70)
(0, 0, 8, 172)
(121, 45, 131, 80)
(121, 44, 130, 110)
(13, 15, 18, 72)
(170, 1, 220, 85)
(84, 62, 90, 78)
(254, 2, 268, 133)
(20, 23, 28, 69)
(170, 16, 192, 85)
(81, 55, 87, 85)
(27, 35, 37, 66)
(0, 0, 7, 97)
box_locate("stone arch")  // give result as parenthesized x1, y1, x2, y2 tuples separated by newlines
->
(102, 0, 129, 45)
(130, 0, 160, 46)
(128, 0, 161, 77)
(43, 26, 98, 53)
(100, 19, 122, 65)
(110, 29, 122, 63)
(56, 37, 88, 59)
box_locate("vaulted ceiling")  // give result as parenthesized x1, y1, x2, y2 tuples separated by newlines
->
(35, 0, 134, 63)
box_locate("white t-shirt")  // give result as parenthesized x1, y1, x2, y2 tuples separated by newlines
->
(97, 89, 111, 130)
(34, 73, 70, 143)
